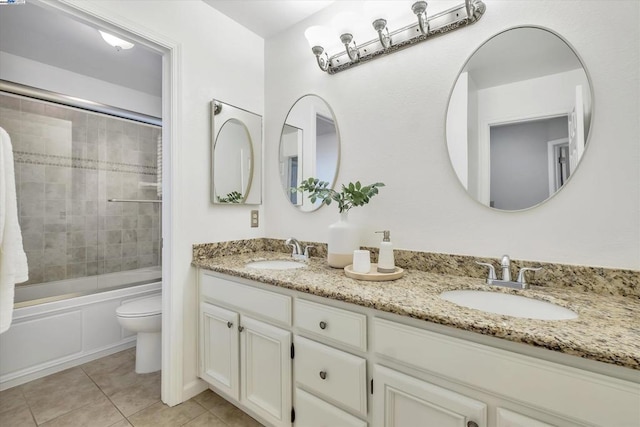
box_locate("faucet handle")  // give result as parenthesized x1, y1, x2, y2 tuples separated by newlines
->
(475, 261, 497, 280)
(517, 267, 542, 285)
(303, 245, 314, 258)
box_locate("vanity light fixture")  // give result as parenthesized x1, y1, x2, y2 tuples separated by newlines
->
(305, 0, 486, 74)
(99, 30, 135, 51)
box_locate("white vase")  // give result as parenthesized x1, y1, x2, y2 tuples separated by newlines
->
(327, 211, 360, 268)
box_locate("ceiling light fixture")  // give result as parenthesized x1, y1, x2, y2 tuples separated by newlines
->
(99, 30, 134, 51)
(305, 0, 486, 75)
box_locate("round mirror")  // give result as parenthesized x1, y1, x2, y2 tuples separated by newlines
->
(213, 118, 253, 203)
(279, 95, 340, 211)
(446, 26, 593, 211)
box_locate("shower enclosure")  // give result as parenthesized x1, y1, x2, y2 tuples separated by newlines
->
(0, 83, 163, 389)
(0, 85, 162, 304)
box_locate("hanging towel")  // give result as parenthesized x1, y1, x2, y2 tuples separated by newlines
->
(0, 126, 28, 334)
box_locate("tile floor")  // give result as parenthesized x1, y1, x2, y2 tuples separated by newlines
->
(0, 348, 264, 427)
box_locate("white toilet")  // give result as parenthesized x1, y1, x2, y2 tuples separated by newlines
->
(116, 295, 162, 374)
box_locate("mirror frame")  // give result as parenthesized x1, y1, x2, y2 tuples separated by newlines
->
(211, 99, 262, 205)
(445, 25, 595, 212)
(278, 94, 341, 212)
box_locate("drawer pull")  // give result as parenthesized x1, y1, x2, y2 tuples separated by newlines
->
(238, 325, 245, 332)
(319, 321, 327, 330)
(227, 321, 233, 328)
(467, 422, 478, 427)
(319, 370, 327, 380)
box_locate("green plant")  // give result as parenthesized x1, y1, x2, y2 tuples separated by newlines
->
(217, 191, 243, 203)
(293, 178, 385, 213)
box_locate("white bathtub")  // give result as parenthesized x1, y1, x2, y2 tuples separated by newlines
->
(0, 268, 162, 391)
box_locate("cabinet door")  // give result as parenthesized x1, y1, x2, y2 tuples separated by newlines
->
(241, 316, 292, 427)
(199, 302, 240, 400)
(496, 408, 555, 427)
(373, 365, 487, 427)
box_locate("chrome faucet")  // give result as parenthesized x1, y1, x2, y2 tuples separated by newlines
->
(500, 255, 511, 282)
(476, 254, 541, 289)
(285, 238, 313, 260)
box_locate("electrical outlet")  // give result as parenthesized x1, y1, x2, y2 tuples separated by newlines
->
(251, 210, 259, 228)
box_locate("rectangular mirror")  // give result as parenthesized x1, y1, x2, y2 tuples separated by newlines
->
(211, 99, 262, 205)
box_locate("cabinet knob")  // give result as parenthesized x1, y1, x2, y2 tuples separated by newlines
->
(467, 422, 479, 427)
(319, 321, 327, 330)
(238, 325, 245, 332)
(227, 321, 233, 328)
(319, 371, 327, 380)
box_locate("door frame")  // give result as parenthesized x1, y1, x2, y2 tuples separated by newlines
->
(547, 137, 570, 197)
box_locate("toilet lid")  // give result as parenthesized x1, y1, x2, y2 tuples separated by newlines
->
(116, 295, 162, 317)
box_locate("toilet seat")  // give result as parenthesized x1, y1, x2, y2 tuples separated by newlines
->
(116, 295, 162, 318)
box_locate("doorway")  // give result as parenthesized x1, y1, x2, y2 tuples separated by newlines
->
(0, 0, 179, 405)
(489, 116, 569, 210)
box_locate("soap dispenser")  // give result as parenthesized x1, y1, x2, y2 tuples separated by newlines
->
(375, 230, 396, 273)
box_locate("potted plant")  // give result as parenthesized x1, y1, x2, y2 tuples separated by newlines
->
(294, 178, 385, 267)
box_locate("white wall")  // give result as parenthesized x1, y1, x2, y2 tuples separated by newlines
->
(264, 0, 640, 270)
(54, 0, 264, 403)
(0, 52, 162, 118)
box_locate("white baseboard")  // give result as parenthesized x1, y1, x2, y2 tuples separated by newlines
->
(180, 378, 208, 405)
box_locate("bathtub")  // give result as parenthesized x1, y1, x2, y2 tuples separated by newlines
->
(0, 268, 162, 391)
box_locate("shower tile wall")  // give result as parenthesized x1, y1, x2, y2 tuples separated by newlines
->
(0, 93, 161, 286)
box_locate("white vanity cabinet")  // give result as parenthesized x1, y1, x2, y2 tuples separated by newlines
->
(199, 271, 292, 427)
(293, 299, 369, 426)
(197, 268, 640, 427)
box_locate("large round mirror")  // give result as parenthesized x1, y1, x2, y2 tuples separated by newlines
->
(279, 95, 340, 211)
(446, 26, 593, 211)
(213, 118, 253, 203)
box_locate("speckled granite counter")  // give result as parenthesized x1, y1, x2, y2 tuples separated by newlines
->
(192, 251, 640, 371)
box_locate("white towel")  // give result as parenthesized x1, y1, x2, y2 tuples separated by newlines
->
(0, 126, 28, 334)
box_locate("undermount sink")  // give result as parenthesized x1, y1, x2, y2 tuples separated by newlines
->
(440, 290, 578, 320)
(245, 260, 306, 270)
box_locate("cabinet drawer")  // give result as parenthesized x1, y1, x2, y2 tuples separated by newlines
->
(200, 272, 291, 326)
(295, 299, 366, 351)
(295, 388, 367, 427)
(294, 336, 367, 416)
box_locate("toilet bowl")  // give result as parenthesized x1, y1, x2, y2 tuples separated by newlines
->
(116, 295, 162, 374)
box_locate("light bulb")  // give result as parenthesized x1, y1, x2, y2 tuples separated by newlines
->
(99, 30, 134, 51)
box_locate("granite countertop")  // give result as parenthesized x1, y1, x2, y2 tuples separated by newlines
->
(192, 251, 640, 371)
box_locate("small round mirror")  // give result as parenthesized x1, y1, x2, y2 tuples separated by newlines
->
(213, 118, 253, 203)
(279, 95, 340, 211)
(445, 26, 593, 211)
